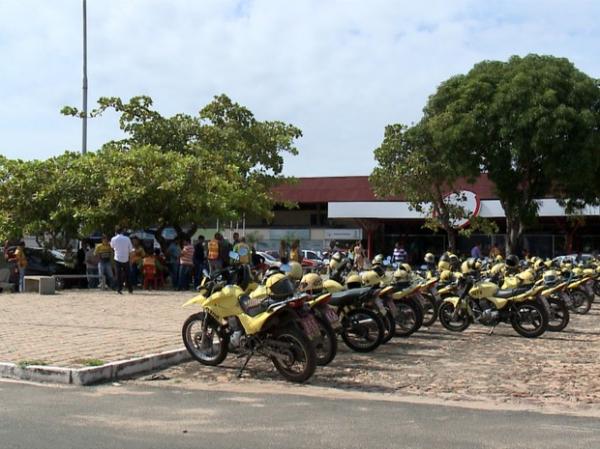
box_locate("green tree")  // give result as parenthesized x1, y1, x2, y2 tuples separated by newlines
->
(370, 123, 496, 251)
(423, 54, 600, 254)
(61, 94, 302, 244)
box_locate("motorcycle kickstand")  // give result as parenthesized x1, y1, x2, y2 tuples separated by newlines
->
(488, 325, 497, 336)
(237, 350, 254, 378)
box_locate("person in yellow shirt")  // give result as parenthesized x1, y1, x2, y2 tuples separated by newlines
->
(94, 235, 114, 289)
(11, 241, 27, 292)
(233, 237, 251, 265)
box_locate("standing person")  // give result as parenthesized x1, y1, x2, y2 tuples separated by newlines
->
(193, 235, 206, 289)
(207, 233, 221, 274)
(289, 240, 301, 263)
(471, 242, 482, 259)
(178, 238, 194, 291)
(233, 236, 251, 265)
(489, 243, 501, 259)
(129, 238, 146, 287)
(278, 240, 289, 262)
(219, 234, 232, 269)
(392, 242, 407, 267)
(63, 244, 75, 269)
(353, 241, 365, 270)
(110, 228, 133, 294)
(232, 232, 240, 247)
(166, 239, 181, 288)
(95, 235, 114, 289)
(10, 241, 27, 292)
(84, 241, 100, 288)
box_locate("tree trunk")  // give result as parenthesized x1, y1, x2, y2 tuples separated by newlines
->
(505, 215, 523, 256)
(446, 227, 457, 253)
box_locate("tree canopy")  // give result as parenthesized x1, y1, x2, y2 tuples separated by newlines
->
(424, 54, 600, 252)
(373, 54, 600, 254)
(370, 122, 496, 251)
(0, 95, 301, 247)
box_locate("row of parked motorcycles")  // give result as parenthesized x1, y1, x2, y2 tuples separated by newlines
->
(181, 251, 600, 383)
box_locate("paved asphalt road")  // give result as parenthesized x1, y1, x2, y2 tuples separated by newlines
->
(1, 380, 599, 449)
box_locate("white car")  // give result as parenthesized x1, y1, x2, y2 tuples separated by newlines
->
(256, 251, 281, 268)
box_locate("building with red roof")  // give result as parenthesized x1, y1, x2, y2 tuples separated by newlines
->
(244, 175, 600, 260)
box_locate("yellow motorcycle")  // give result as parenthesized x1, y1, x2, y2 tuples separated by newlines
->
(439, 276, 549, 338)
(182, 269, 319, 383)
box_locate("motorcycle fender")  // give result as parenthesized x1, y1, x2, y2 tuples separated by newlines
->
(443, 296, 460, 307)
(182, 294, 206, 308)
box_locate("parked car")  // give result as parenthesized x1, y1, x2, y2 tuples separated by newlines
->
(300, 250, 324, 271)
(552, 254, 595, 266)
(7, 246, 81, 289)
(256, 251, 281, 268)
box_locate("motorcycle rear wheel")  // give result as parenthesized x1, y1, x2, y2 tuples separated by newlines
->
(510, 301, 548, 338)
(438, 302, 470, 332)
(341, 308, 384, 353)
(270, 325, 317, 383)
(314, 315, 338, 366)
(547, 297, 570, 332)
(182, 312, 229, 366)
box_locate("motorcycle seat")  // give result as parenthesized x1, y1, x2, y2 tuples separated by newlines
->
(329, 287, 372, 307)
(239, 294, 275, 317)
(494, 286, 530, 299)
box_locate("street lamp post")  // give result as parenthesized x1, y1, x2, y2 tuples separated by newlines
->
(82, 0, 88, 154)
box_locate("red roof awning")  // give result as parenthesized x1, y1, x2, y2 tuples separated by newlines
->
(273, 174, 498, 203)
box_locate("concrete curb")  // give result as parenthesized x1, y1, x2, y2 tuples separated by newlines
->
(0, 348, 191, 386)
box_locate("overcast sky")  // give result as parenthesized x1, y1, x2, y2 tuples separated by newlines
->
(1, 0, 599, 176)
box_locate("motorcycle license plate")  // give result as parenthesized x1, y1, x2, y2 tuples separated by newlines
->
(300, 315, 321, 340)
(323, 306, 341, 329)
(385, 298, 397, 315)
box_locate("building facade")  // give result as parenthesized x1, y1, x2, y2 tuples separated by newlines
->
(241, 176, 600, 262)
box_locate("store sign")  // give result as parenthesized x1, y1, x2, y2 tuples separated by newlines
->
(444, 190, 481, 229)
(325, 229, 363, 240)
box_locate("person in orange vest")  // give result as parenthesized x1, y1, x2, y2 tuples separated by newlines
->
(207, 233, 221, 274)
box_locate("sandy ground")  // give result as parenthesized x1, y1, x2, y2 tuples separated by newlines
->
(135, 300, 600, 415)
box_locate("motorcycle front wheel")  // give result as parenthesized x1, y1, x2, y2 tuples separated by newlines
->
(510, 301, 548, 338)
(270, 325, 317, 383)
(314, 315, 338, 366)
(341, 308, 384, 353)
(182, 312, 229, 366)
(394, 301, 420, 337)
(547, 296, 570, 332)
(420, 293, 438, 327)
(570, 289, 592, 314)
(593, 280, 600, 298)
(438, 302, 470, 332)
(380, 310, 396, 344)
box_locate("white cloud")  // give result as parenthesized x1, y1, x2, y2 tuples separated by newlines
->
(0, 0, 599, 175)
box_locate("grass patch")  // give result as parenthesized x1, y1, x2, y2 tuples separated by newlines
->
(76, 358, 106, 367)
(18, 359, 48, 368)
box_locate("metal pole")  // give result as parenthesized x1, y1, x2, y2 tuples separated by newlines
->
(82, 0, 88, 154)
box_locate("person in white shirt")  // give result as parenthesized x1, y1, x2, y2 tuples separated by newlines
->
(111, 227, 133, 294)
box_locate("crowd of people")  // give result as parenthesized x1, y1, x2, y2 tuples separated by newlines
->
(86, 228, 268, 293)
